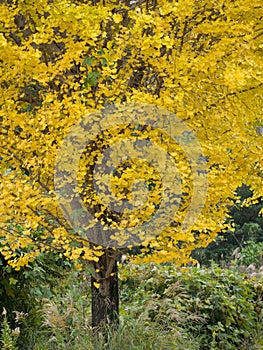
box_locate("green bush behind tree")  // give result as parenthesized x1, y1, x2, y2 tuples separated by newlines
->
(192, 185, 263, 266)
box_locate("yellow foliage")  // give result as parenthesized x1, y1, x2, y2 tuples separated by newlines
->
(0, 0, 262, 269)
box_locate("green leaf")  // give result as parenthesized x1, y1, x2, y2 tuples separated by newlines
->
(82, 57, 94, 67)
(101, 57, 107, 66)
(85, 71, 101, 87)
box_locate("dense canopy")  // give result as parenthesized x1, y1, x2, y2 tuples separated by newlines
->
(1, 0, 262, 269)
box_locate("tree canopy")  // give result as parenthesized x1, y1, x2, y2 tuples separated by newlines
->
(1, 0, 262, 270)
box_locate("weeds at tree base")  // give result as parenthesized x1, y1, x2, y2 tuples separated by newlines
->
(1, 263, 262, 350)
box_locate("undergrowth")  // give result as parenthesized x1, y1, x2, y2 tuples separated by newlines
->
(0, 262, 262, 350)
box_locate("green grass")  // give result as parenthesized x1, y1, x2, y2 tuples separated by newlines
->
(30, 318, 199, 350)
(1, 263, 263, 350)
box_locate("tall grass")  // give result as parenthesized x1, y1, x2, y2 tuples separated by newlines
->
(1, 263, 262, 349)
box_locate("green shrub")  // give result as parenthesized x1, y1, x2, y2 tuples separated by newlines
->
(239, 241, 263, 267)
(192, 185, 263, 266)
(0, 252, 73, 349)
(120, 263, 263, 349)
(1, 259, 262, 349)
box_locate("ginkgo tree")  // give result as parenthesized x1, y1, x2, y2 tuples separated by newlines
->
(0, 0, 262, 328)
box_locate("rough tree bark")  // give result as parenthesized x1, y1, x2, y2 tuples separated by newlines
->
(91, 248, 119, 330)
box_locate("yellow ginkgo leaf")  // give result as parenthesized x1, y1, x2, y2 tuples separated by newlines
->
(93, 282, 100, 289)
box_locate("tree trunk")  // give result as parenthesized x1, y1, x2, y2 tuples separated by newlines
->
(91, 249, 119, 330)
